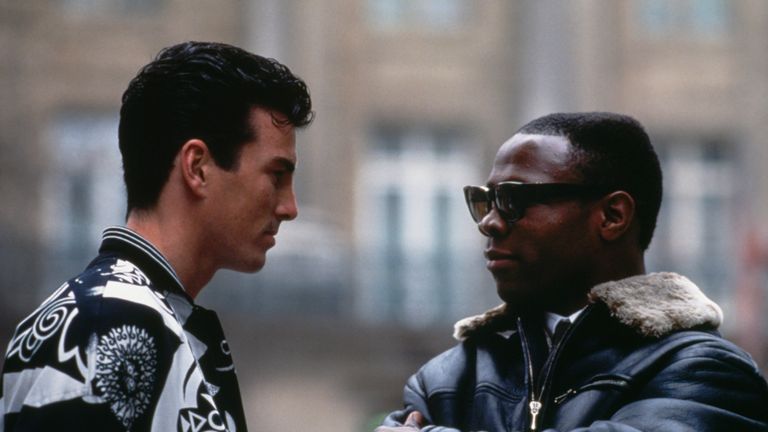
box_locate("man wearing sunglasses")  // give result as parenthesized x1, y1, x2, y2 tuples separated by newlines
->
(378, 112, 768, 431)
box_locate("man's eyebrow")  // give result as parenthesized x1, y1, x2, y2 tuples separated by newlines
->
(272, 156, 296, 172)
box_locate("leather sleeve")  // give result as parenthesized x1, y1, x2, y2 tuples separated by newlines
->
(548, 340, 768, 432)
(381, 373, 471, 432)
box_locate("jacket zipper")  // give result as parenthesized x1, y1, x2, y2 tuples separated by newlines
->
(520, 307, 594, 431)
(527, 343, 541, 431)
(519, 318, 541, 431)
(553, 388, 576, 405)
(529, 399, 542, 430)
(553, 378, 630, 405)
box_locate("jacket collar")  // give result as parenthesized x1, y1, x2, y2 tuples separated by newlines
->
(98, 226, 191, 301)
(453, 272, 723, 341)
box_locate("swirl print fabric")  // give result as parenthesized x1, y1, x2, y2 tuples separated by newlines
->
(0, 227, 247, 431)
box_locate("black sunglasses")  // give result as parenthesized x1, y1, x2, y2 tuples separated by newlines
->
(463, 181, 608, 225)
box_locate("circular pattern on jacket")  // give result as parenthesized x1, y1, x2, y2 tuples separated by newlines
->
(95, 325, 158, 429)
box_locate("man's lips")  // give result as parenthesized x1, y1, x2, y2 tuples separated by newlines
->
(484, 248, 519, 271)
(263, 227, 279, 247)
(263, 222, 281, 237)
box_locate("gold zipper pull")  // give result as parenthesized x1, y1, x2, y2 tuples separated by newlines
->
(529, 400, 542, 430)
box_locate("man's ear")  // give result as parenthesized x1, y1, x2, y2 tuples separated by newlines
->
(179, 139, 213, 198)
(598, 191, 636, 242)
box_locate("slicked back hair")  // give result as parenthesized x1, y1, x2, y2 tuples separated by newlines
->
(517, 112, 662, 250)
(119, 41, 313, 213)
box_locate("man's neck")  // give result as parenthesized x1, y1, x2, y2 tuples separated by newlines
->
(599, 246, 647, 283)
(126, 211, 214, 299)
(548, 259, 647, 316)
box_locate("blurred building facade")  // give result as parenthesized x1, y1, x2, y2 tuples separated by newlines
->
(2, 0, 768, 429)
(243, 0, 768, 359)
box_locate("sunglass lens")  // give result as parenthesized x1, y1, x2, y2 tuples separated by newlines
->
(495, 184, 522, 222)
(463, 186, 491, 223)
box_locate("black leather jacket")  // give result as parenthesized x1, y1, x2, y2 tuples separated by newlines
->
(382, 273, 768, 431)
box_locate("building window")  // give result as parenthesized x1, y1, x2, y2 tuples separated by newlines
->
(41, 111, 124, 292)
(647, 137, 736, 307)
(367, 0, 469, 32)
(355, 125, 494, 326)
(60, 0, 163, 16)
(635, 0, 730, 39)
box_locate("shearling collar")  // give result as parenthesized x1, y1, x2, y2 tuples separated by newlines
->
(453, 272, 723, 341)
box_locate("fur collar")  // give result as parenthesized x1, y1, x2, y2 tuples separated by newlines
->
(453, 272, 723, 341)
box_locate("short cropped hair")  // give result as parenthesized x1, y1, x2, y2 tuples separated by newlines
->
(517, 112, 662, 250)
(119, 41, 313, 213)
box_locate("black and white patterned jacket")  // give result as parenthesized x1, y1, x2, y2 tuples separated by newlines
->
(1, 226, 248, 431)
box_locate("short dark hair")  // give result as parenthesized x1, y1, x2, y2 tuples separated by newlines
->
(119, 41, 313, 212)
(517, 112, 662, 250)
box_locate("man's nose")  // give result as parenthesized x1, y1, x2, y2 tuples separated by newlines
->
(477, 207, 509, 237)
(276, 188, 298, 221)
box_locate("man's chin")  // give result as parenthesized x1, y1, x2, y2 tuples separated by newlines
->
(229, 256, 267, 274)
(247, 258, 267, 273)
(496, 283, 541, 314)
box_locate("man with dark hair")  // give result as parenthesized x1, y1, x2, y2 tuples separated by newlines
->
(378, 112, 768, 431)
(1, 41, 312, 431)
